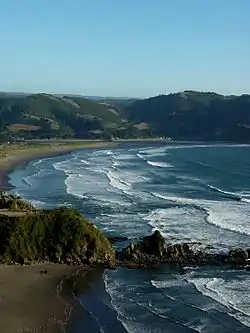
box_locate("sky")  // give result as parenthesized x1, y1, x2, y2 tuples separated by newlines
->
(0, 0, 249, 97)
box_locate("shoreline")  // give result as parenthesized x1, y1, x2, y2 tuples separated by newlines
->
(0, 141, 118, 190)
(0, 140, 117, 333)
(0, 263, 92, 333)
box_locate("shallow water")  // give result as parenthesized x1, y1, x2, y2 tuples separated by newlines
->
(9, 142, 250, 332)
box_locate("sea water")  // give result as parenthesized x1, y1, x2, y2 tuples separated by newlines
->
(9, 142, 250, 332)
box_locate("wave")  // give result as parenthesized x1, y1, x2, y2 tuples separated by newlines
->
(208, 184, 250, 203)
(151, 279, 184, 289)
(165, 143, 250, 150)
(28, 199, 46, 207)
(32, 159, 43, 167)
(188, 276, 250, 327)
(152, 193, 250, 237)
(147, 161, 173, 168)
(22, 176, 33, 186)
(138, 146, 169, 158)
(91, 149, 114, 157)
(80, 159, 90, 165)
(106, 170, 131, 192)
(104, 273, 199, 333)
(136, 153, 145, 160)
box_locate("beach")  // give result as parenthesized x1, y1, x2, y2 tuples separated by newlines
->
(0, 140, 117, 190)
(0, 140, 114, 333)
(0, 264, 93, 333)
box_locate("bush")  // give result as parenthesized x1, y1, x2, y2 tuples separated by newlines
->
(0, 208, 115, 265)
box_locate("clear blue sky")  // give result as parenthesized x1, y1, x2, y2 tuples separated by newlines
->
(1, 0, 249, 97)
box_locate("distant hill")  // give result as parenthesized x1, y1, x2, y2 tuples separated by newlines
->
(1, 90, 250, 141)
(122, 91, 250, 141)
(0, 93, 142, 140)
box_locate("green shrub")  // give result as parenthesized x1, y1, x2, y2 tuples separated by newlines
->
(0, 208, 115, 265)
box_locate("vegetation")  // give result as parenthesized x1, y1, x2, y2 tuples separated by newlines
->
(123, 91, 250, 141)
(0, 207, 115, 265)
(0, 93, 130, 140)
(1, 91, 250, 141)
(0, 191, 35, 211)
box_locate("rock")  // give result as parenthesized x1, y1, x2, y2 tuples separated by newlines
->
(228, 248, 248, 265)
(108, 236, 128, 244)
(40, 269, 48, 274)
(140, 230, 166, 257)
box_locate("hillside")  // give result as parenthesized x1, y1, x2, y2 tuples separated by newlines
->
(1, 91, 250, 141)
(123, 91, 250, 141)
(0, 203, 115, 265)
(0, 93, 141, 140)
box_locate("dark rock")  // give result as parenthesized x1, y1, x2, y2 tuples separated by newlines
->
(139, 230, 166, 257)
(108, 236, 128, 244)
(117, 231, 250, 269)
(40, 269, 48, 274)
(228, 248, 248, 265)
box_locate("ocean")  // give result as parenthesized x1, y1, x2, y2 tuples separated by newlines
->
(9, 142, 250, 332)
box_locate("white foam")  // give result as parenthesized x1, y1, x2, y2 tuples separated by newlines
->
(147, 161, 173, 168)
(143, 205, 216, 246)
(22, 176, 33, 186)
(114, 154, 136, 161)
(138, 146, 168, 157)
(28, 199, 46, 207)
(151, 279, 184, 289)
(91, 149, 114, 156)
(188, 276, 250, 327)
(136, 153, 145, 160)
(206, 203, 250, 236)
(106, 170, 131, 192)
(32, 159, 43, 167)
(241, 198, 250, 203)
(208, 184, 250, 203)
(80, 159, 90, 165)
(165, 143, 250, 150)
(153, 193, 250, 237)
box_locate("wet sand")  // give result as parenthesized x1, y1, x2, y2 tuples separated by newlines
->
(0, 141, 117, 190)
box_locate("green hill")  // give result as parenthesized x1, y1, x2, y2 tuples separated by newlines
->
(1, 91, 250, 141)
(123, 91, 250, 141)
(0, 93, 134, 140)
(0, 206, 115, 265)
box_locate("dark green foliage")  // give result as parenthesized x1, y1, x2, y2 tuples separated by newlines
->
(123, 91, 250, 141)
(0, 208, 115, 264)
(1, 91, 250, 141)
(0, 93, 124, 139)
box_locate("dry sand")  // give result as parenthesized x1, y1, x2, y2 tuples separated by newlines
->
(0, 264, 90, 333)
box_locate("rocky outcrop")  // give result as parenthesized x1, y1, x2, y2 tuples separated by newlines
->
(107, 235, 128, 244)
(227, 248, 249, 266)
(0, 191, 35, 212)
(117, 230, 194, 266)
(117, 230, 249, 268)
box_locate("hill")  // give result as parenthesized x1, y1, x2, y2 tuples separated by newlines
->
(123, 91, 250, 141)
(1, 91, 250, 141)
(0, 93, 141, 140)
(0, 204, 115, 265)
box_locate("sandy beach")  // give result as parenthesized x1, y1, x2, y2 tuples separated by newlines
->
(0, 264, 92, 333)
(0, 141, 117, 189)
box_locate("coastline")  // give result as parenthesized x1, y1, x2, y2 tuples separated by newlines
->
(0, 140, 117, 333)
(0, 141, 117, 190)
(0, 263, 92, 333)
